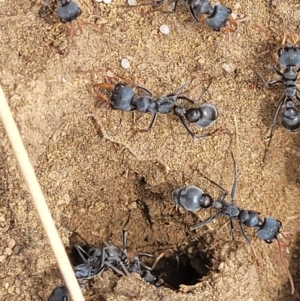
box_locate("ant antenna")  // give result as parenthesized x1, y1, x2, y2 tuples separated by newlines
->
(276, 237, 294, 294)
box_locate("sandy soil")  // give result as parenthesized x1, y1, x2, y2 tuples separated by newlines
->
(0, 0, 300, 300)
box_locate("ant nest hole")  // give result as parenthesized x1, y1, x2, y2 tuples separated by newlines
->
(149, 242, 213, 289)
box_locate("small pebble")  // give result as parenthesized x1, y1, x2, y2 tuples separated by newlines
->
(95, 0, 103, 2)
(7, 238, 16, 249)
(159, 24, 170, 35)
(103, 0, 112, 3)
(5, 248, 12, 256)
(222, 62, 236, 73)
(127, 202, 137, 210)
(234, 2, 240, 10)
(121, 58, 130, 69)
(128, 0, 137, 5)
(106, 70, 115, 77)
(0, 214, 5, 222)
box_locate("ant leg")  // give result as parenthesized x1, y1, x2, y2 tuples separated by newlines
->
(255, 72, 283, 87)
(73, 231, 91, 245)
(126, 0, 166, 7)
(220, 26, 236, 33)
(189, 212, 221, 231)
(151, 249, 178, 270)
(94, 83, 115, 91)
(104, 262, 127, 276)
(136, 253, 155, 271)
(176, 95, 194, 104)
(106, 69, 136, 87)
(70, 21, 82, 37)
(146, 113, 157, 131)
(230, 151, 238, 203)
(272, 65, 284, 77)
(77, 20, 83, 34)
(74, 245, 89, 263)
(130, 256, 142, 274)
(228, 14, 238, 31)
(177, 115, 220, 138)
(102, 243, 130, 276)
(177, 115, 198, 137)
(263, 96, 286, 162)
(172, 0, 180, 13)
(229, 219, 235, 239)
(193, 128, 220, 139)
(137, 253, 155, 268)
(136, 85, 152, 95)
(195, 79, 213, 102)
(197, 173, 228, 200)
(276, 238, 295, 294)
(100, 244, 108, 269)
(280, 232, 292, 247)
(188, 6, 199, 23)
(93, 83, 114, 102)
(172, 81, 191, 95)
(121, 215, 130, 254)
(122, 229, 127, 253)
(238, 222, 259, 258)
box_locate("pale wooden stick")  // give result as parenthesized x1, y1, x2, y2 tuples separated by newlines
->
(0, 87, 85, 301)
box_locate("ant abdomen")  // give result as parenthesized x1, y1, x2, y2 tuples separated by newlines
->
(280, 103, 300, 132)
(172, 186, 213, 212)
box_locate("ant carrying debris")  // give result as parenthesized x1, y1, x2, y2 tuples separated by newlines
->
(127, 0, 237, 32)
(94, 74, 218, 137)
(255, 28, 300, 161)
(172, 152, 294, 294)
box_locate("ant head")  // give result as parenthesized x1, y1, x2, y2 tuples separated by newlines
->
(60, 0, 68, 6)
(206, 4, 232, 32)
(280, 101, 300, 132)
(278, 46, 300, 67)
(257, 217, 282, 243)
(58, 0, 81, 23)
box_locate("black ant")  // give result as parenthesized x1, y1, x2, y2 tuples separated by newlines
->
(255, 28, 300, 161)
(127, 0, 237, 32)
(48, 225, 163, 300)
(172, 152, 294, 294)
(39, 0, 83, 55)
(94, 75, 218, 138)
(48, 285, 69, 301)
(57, 0, 83, 44)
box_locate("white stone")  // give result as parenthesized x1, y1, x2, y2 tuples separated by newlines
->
(128, 0, 137, 5)
(103, 0, 112, 4)
(159, 24, 170, 35)
(121, 58, 130, 69)
(221, 63, 236, 73)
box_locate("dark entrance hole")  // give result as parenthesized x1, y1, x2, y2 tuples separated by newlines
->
(151, 249, 212, 289)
